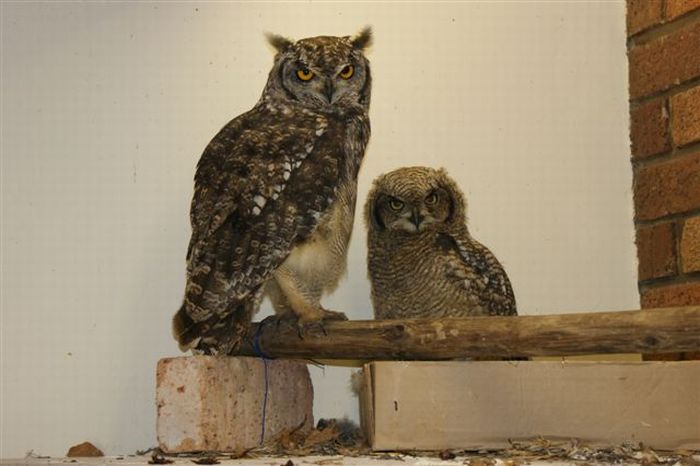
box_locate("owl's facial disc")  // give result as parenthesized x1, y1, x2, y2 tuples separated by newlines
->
(286, 61, 364, 108)
(381, 188, 450, 234)
(276, 40, 369, 110)
(391, 209, 434, 233)
(409, 208, 425, 231)
(385, 200, 428, 234)
(323, 77, 336, 104)
(390, 212, 419, 233)
(266, 30, 372, 111)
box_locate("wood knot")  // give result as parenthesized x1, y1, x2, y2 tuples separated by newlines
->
(644, 335, 659, 347)
(381, 324, 406, 341)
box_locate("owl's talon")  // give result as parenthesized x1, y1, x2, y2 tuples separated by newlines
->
(294, 309, 347, 339)
(295, 321, 326, 339)
(262, 312, 297, 334)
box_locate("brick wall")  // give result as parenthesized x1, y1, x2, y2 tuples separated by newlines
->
(627, 0, 700, 360)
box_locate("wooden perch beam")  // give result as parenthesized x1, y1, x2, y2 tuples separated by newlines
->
(235, 306, 700, 360)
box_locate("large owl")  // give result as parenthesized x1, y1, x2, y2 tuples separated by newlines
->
(365, 167, 516, 319)
(173, 29, 372, 355)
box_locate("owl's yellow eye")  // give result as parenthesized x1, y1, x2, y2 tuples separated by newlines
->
(389, 199, 404, 211)
(339, 65, 354, 79)
(296, 68, 314, 81)
(425, 192, 439, 205)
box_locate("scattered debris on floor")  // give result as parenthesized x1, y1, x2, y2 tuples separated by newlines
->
(459, 438, 700, 465)
(136, 448, 159, 456)
(191, 457, 220, 465)
(254, 417, 369, 457)
(463, 459, 496, 466)
(23, 450, 51, 459)
(144, 427, 698, 466)
(66, 441, 104, 457)
(148, 453, 173, 464)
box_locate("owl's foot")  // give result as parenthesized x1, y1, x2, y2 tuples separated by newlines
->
(296, 308, 348, 339)
(195, 336, 240, 356)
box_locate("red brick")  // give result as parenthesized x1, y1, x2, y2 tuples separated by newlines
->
(666, 0, 700, 20)
(636, 222, 677, 280)
(630, 98, 671, 158)
(641, 281, 700, 307)
(671, 84, 700, 146)
(633, 151, 700, 220)
(629, 20, 700, 99)
(681, 215, 700, 272)
(627, 0, 664, 35)
(156, 356, 313, 453)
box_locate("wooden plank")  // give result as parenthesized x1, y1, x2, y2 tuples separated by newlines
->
(364, 361, 700, 451)
(234, 307, 700, 360)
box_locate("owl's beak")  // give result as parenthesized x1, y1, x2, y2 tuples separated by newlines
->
(411, 209, 424, 229)
(324, 79, 335, 104)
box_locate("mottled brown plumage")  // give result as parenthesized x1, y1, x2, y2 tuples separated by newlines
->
(173, 28, 372, 354)
(365, 167, 516, 319)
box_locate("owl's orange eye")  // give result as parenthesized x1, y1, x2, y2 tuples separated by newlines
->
(389, 199, 404, 211)
(339, 65, 354, 79)
(296, 68, 314, 81)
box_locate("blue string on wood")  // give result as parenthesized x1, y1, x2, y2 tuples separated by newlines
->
(252, 321, 273, 360)
(252, 322, 273, 445)
(260, 358, 269, 445)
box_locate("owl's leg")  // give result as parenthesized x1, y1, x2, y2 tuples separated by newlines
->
(262, 279, 297, 329)
(272, 266, 347, 337)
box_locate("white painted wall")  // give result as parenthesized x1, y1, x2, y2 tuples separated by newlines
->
(1, 1, 636, 458)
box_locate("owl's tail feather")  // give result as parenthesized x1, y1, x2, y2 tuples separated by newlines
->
(172, 304, 201, 351)
(174, 220, 259, 354)
(172, 299, 255, 355)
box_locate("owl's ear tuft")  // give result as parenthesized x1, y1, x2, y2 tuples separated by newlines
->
(351, 26, 373, 51)
(266, 32, 294, 53)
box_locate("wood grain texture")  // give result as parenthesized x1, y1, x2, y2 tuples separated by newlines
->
(235, 307, 700, 359)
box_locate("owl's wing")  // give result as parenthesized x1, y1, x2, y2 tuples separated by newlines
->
(436, 231, 517, 316)
(176, 104, 357, 352)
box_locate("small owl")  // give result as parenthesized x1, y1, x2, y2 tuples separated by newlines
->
(173, 28, 373, 355)
(365, 167, 516, 319)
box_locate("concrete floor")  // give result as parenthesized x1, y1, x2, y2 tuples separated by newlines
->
(0, 455, 660, 466)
